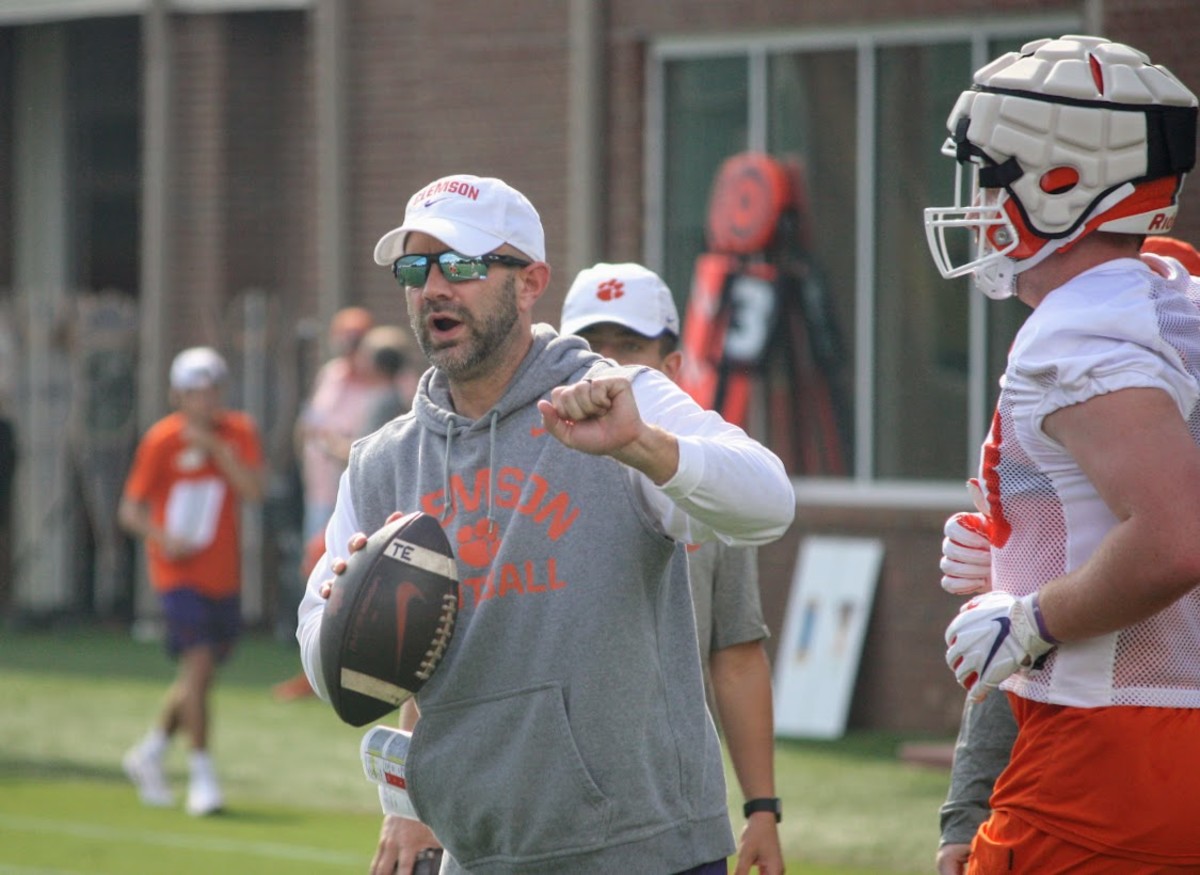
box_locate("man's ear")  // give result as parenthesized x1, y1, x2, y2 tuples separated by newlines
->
(661, 350, 684, 383)
(516, 262, 552, 313)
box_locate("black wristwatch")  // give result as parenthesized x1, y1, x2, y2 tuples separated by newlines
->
(743, 797, 782, 822)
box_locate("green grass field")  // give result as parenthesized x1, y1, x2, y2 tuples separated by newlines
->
(0, 627, 952, 874)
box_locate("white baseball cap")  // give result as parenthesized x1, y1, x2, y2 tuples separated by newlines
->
(561, 263, 681, 339)
(373, 174, 546, 266)
(170, 346, 228, 391)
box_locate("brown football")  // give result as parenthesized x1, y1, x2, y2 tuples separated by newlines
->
(319, 512, 459, 726)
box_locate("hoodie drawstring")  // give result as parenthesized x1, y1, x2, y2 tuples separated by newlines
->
(441, 425, 456, 523)
(486, 411, 499, 535)
(438, 411, 500, 535)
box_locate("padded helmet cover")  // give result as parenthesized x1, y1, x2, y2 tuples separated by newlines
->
(925, 35, 1198, 298)
(963, 35, 1196, 237)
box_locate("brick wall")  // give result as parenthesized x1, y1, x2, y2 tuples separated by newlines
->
(171, 14, 230, 355)
(756, 502, 967, 735)
(154, 12, 313, 449)
(222, 11, 314, 456)
(347, 1, 572, 328)
(1104, 0, 1200, 248)
(223, 12, 312, 306)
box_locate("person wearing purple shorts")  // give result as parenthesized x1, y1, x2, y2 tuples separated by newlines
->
(161, 588, 242, 662)
(118, 347, 264, 816)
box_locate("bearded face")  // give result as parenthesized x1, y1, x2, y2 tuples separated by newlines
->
(408, 272, 521, 383)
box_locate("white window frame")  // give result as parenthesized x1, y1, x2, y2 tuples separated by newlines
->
(645, 14, 1080, 506)
(0, 0, 308, 25)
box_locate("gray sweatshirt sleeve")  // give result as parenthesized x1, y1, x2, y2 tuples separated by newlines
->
(939, 691, 1019, 846)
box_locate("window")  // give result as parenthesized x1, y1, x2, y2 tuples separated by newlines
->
(661, 56, 748, 303)
(648, 17, 1078, 485)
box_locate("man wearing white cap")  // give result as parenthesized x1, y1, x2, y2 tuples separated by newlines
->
(561, 262, 784, 875)
(297, 174, 795, 875)
(119, 347, 265, 816)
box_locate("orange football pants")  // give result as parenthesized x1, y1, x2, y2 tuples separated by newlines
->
(968, 810, 1200, 874)
(967, 695, 1200, 873)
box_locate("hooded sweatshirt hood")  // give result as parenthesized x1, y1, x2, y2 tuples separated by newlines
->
(413, 323, 602, 435)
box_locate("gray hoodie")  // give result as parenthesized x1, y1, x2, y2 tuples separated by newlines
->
(346, 326, 737, 874)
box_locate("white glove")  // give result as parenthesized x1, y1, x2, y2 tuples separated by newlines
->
(940, 511, 992, 595)
(945, 591, 1057, 702)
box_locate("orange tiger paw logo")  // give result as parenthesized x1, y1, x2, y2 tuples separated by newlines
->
(596, 279, 625, 301)
(457, 518, 500, 568)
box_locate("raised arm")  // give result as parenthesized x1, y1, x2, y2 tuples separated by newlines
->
(538, 368, 794, 545)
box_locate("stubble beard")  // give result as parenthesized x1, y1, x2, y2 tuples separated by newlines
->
(410, 274, 520, 382)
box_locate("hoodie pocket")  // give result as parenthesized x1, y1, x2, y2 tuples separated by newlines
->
(407, 682, 614, 865)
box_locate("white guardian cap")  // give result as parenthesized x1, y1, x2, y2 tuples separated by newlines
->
(924, 35, 1197, 298)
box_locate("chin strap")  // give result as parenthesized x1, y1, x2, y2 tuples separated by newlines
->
(979, 182, 1140, 298)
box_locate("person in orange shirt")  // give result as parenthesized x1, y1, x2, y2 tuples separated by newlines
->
(119, 346, 265, 816)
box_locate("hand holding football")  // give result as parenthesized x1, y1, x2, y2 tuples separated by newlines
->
(319, 512, 459, 726)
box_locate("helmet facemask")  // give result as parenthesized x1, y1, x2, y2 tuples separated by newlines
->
(924, 134, 1022, 300)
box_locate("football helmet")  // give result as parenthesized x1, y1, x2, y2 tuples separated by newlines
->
(924, 35, 1198, 299)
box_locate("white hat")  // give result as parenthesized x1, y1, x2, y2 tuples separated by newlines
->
(170, 346, 228, 391)
(373, 175, 546, 266)
(560, 263, 681, 339)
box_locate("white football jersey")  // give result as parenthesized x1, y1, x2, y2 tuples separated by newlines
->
(983, 254, 1200, 708)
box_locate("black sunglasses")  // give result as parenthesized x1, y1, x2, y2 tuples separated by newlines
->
(392, 251, 531, 288)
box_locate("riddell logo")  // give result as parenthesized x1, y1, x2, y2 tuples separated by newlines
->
(596, 279, 624, 301)
(1149, 212, 1176, 232)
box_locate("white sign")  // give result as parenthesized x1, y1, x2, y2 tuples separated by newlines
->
(774, 536, 884, 739)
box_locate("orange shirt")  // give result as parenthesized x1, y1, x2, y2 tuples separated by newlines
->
(991, 694, 1200, 866)
(123, 410, 263, 598)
